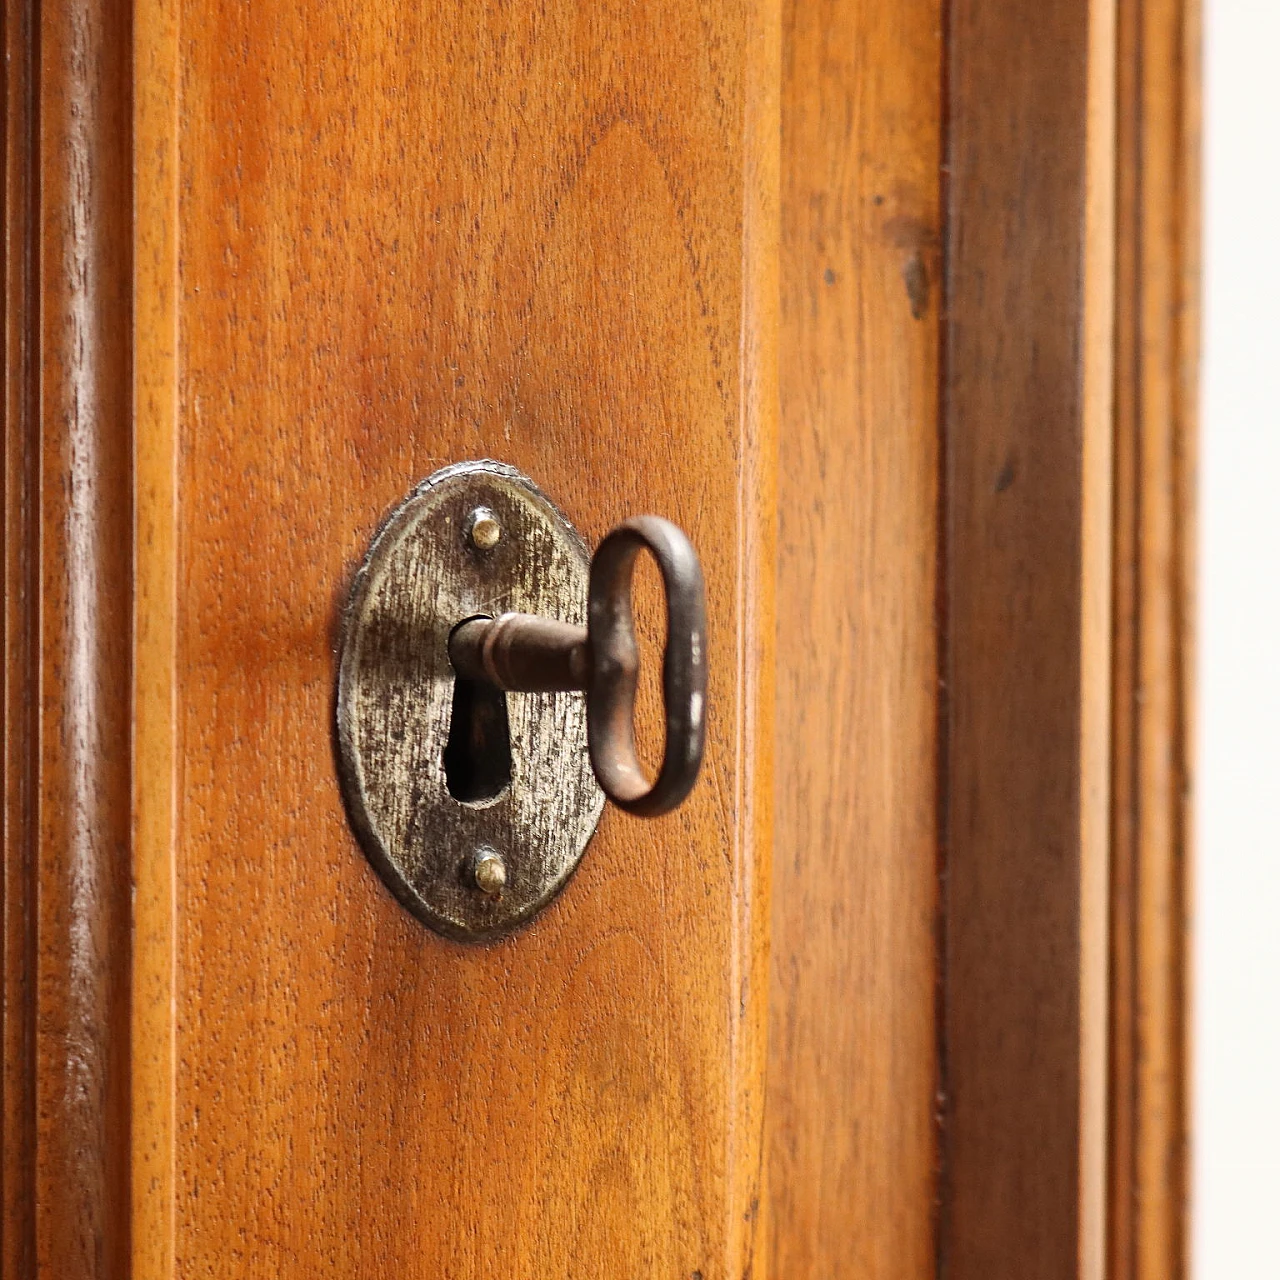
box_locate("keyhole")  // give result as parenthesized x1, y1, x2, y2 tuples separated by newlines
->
(443, 655, 513, 805)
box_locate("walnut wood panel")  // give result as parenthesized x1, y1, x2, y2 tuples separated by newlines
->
(768, 0, 942, 1275)
(1108, 0, 1199, 1275)
(941, 0, 1117, 1276)
(129, 1, 780, 1276)
(3, 0, 134, 1276)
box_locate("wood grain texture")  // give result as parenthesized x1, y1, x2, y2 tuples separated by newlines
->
(132, 0, 181, 1272)
(1108, 0, 1199, 1275)
(2, 0, 134, 1275)
(1, 4, 38, 1269)
(139, 1, 780, 1276)
(6, 3, 1204, 1273)
(768, 0, 942, 1275)
(941, 0, 1117, 1275)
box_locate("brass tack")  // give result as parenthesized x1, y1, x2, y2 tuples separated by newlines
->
(467, 506, 502, 551)
(470, 847, 507, 898)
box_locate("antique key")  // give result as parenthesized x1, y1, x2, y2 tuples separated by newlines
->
(447, 514, 707, 818)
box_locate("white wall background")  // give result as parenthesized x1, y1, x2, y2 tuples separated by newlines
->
(1196, 1, 1280, 1274)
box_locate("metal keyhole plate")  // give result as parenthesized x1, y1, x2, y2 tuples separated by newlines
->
(335, 460, 604, 941)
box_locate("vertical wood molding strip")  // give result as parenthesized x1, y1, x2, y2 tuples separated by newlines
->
(2, 3, 40, 1269)
(132, 0, 182, 1273)
(3, 0, 135, 1275)
(941, 0, 1118, 1276)
(770, 0, 944, 1275)
(1108, 0, 1199, 1275)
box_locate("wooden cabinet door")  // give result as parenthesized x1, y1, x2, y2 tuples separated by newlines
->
(3, 0, 1195, 1277)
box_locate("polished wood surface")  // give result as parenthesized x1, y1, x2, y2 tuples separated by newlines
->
(941, 0, 1117, 1275)
(4, 2, 1204, 1275)
(3, 0, 134, 1275)
(769, 0, 942, 1274)
(1, 10, 39, 1269)
(132, 0, 182, 1272)
(130, 1, 779, 1275)
(1109, 0, 1199, 1275)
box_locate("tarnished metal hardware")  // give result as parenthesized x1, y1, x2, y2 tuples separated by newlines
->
(336, 461, 707, 942)
(588, 517, 707, 816)
(448, 614, 590, 693)
(468, 846, 507, 898)
(447, 517, 707, 817)
(335, 461, 604, 941)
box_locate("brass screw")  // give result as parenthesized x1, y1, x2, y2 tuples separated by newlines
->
(467, 507, 502, 552)
(470, 847, 507, 898)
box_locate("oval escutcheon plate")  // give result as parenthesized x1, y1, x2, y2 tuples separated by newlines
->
(335, 460, 604, 941)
